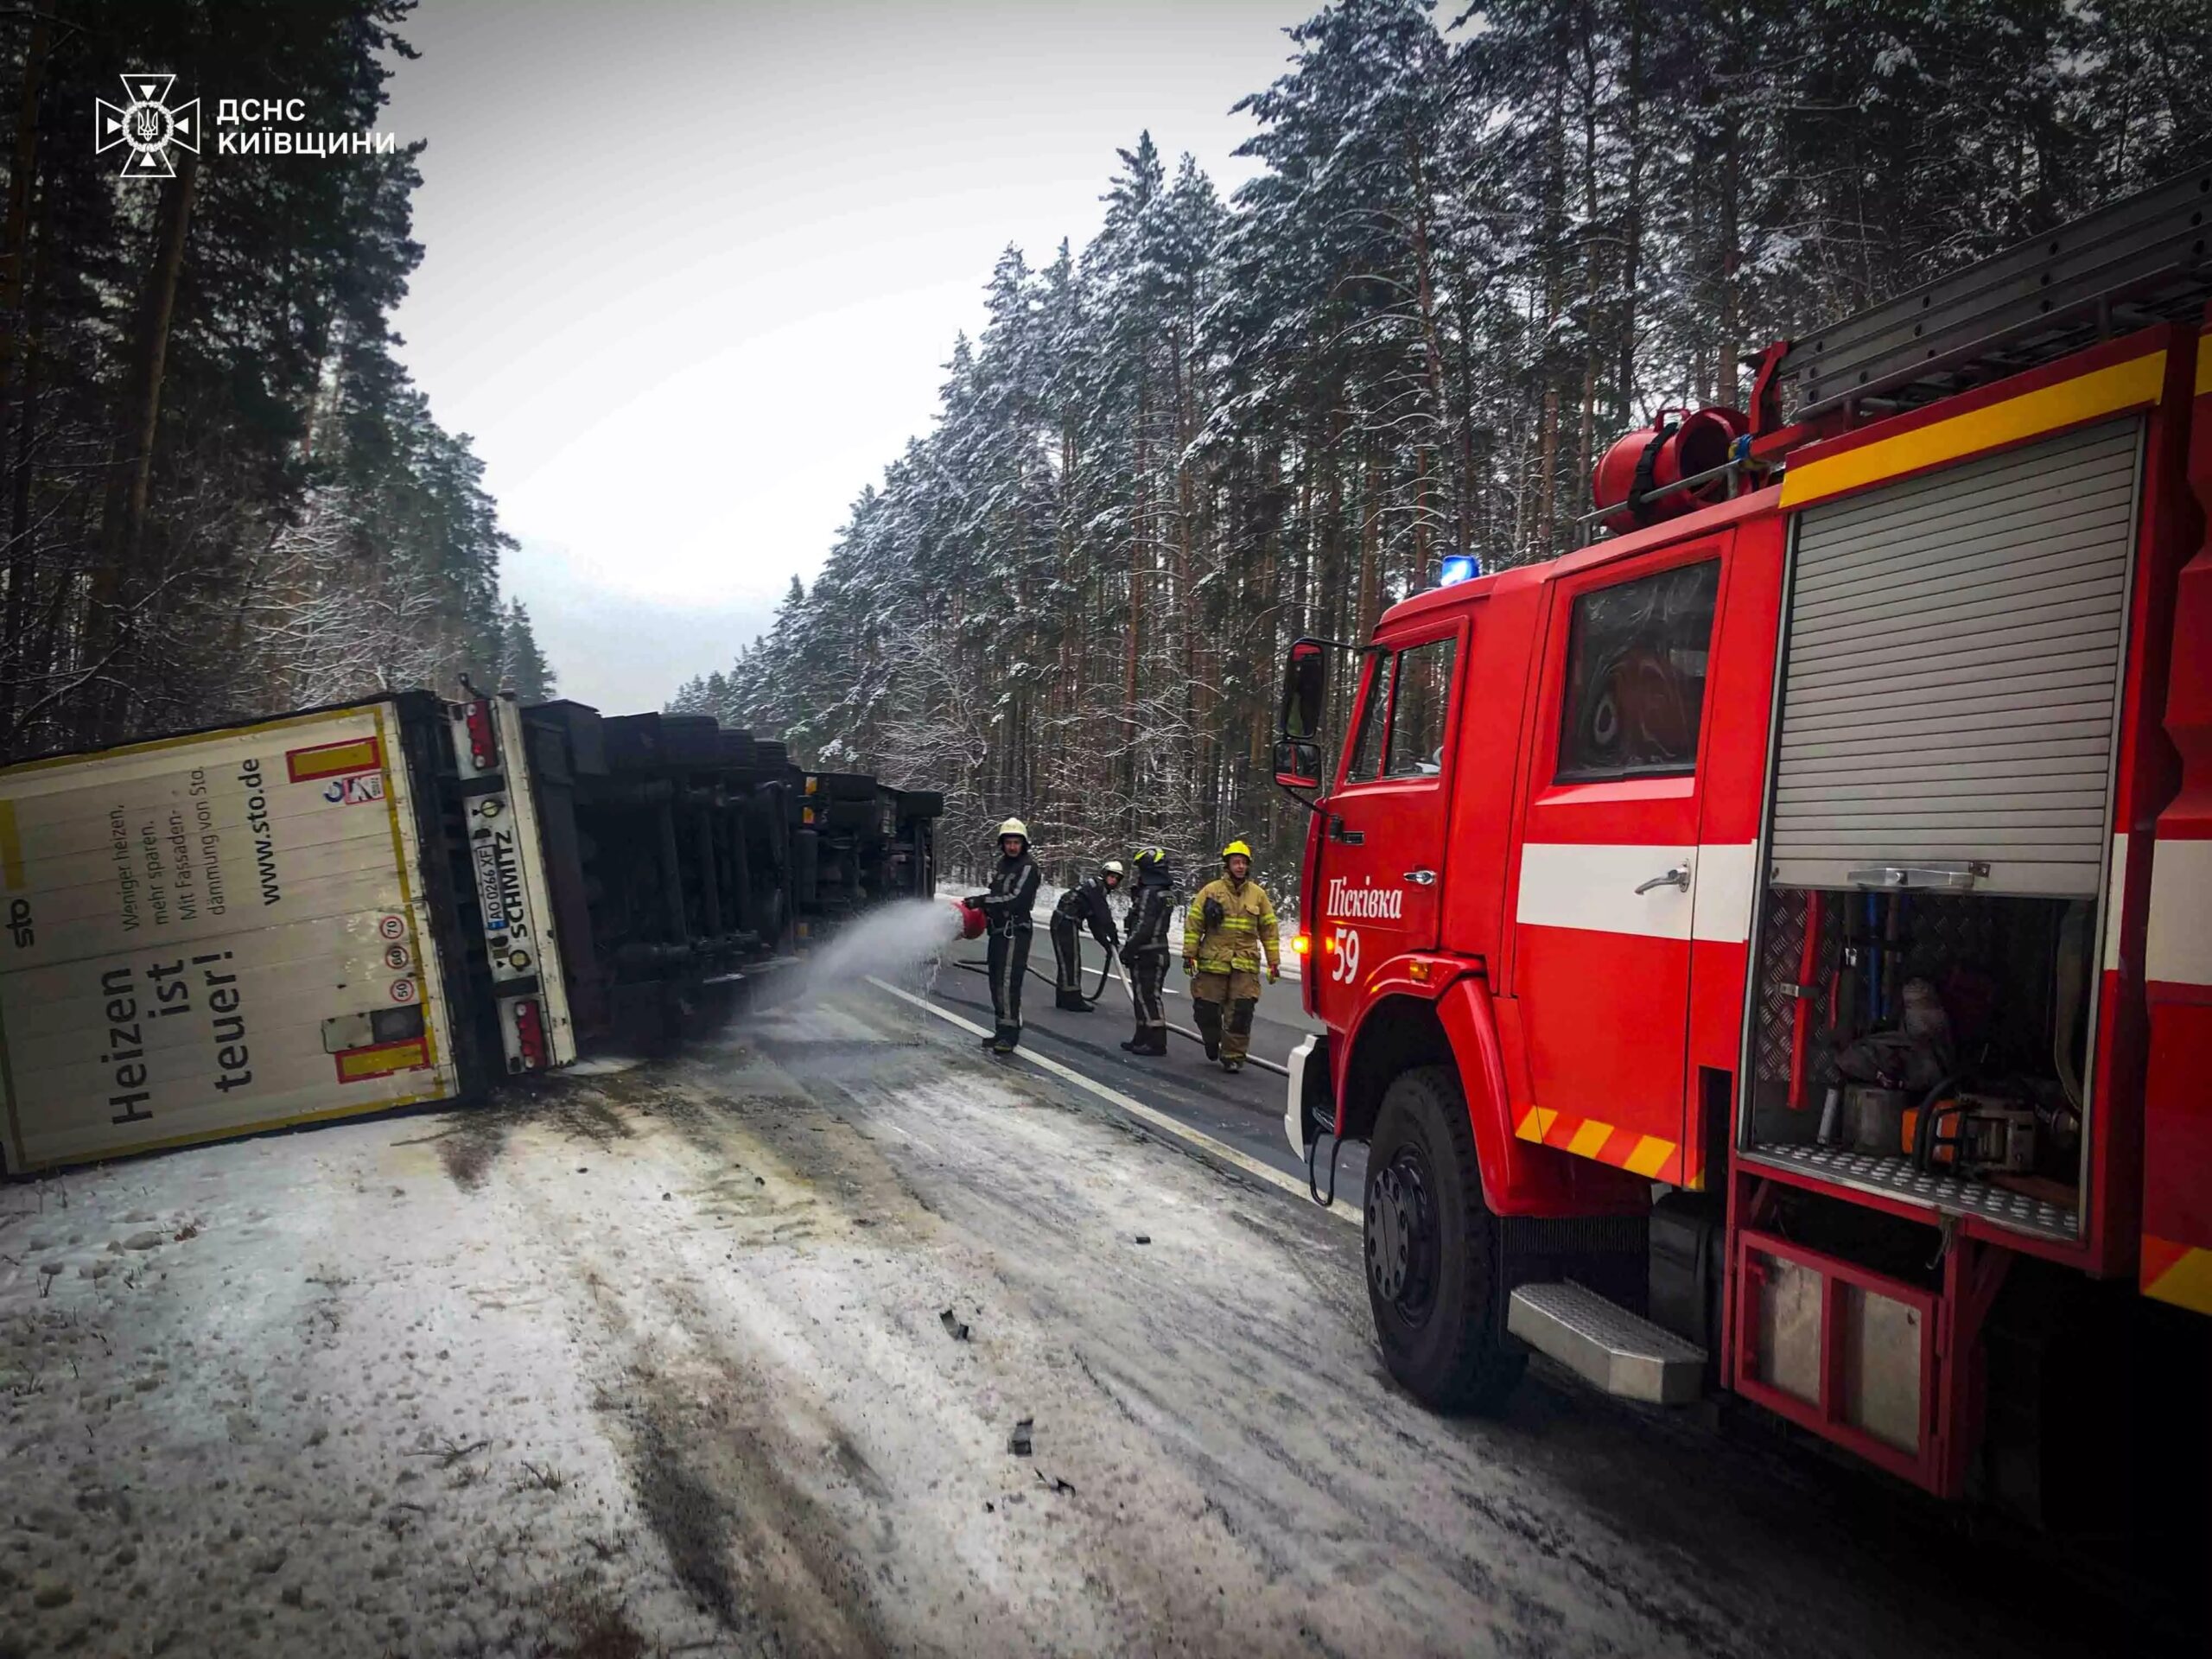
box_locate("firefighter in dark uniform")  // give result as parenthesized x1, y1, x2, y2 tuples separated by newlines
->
(1118, 848, 1176, 1055)
(1050, 859, 1125, 1010)
(969, 818, 1041, 1053)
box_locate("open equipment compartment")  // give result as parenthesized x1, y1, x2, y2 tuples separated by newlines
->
(1737, 412, 2145, 1250)
(1744, 884, 2094, 1242)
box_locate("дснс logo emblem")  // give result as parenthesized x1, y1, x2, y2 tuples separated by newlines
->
(95, 74, 200, 178)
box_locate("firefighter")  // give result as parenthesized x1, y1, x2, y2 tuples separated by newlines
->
(1050, 858, 1125, 1010)
(969, 818, 1041, 1053)
(1183, 839, 1280, 1074)
(1118, 849, 1176, 1055)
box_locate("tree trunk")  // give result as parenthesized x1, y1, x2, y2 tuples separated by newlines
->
(1616, 0, 1645, 426)
(1576, 4, 1602, 520)
(1402, 121, 1458, 567)
(0, 9, 49, 735)
(1126, 377, 1147, 818)
(1716, 1, 1744, 408)
(85, 149, 200, 732)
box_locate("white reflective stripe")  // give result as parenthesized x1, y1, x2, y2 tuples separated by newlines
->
(2145, 837, 2212, 987)
(1516, 842, 1759, 944)
(2104, 831, 2128, 973)
(1516, 842, 1695, 941)
(1689, 842, 1758, 944)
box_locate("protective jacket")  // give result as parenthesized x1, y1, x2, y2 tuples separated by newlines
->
(1185, 875, 1280, 976)
(1123, 869, 1177, 957)
(1052, 874, 1122, 950)
(975, 851, 1040, 936)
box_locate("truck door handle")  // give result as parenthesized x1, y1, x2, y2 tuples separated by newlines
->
(1402, 869, 1436, 886)
(1636, 865, 1691, 895)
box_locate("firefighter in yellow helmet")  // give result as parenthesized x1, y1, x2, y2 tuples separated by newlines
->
(1182, 839, 1280, 1074)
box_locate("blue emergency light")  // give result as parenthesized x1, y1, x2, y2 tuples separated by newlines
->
(1439, 553, 1480, 586)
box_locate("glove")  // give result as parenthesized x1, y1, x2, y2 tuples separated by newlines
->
(1182, 957, 1196, 976)
(1268, 964, 1281, 982)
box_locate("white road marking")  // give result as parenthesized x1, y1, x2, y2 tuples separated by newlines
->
(864, 976, 1359, 1230)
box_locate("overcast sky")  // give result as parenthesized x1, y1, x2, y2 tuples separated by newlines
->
(380, 0, 1311, 710)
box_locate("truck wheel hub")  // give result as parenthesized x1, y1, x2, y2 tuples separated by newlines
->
(1368, 1149, 1437, 1319)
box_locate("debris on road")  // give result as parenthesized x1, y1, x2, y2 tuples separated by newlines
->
(1007, 1416, 1033, 1457)
(1134, 1234, 1151, 1245)
(939, 1308, 971, 1342)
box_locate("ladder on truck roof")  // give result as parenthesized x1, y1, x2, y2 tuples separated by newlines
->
(1776, 162, 2212, 425)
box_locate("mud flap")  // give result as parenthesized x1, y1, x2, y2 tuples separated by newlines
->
(1284, 1033, 1334, 1157)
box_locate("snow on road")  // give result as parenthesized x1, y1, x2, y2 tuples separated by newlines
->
(1, 993, 2108, 1657)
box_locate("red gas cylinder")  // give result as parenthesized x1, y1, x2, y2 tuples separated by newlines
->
(1590, 404, 1749, 534)
(952, 897, 987, 941)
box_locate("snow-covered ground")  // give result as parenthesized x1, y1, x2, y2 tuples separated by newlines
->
(0, 991, 2125, 1657)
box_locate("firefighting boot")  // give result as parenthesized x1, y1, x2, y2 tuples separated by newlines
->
(1221, 998, 1256, 1072)
(1192, 999, 1223, 1061)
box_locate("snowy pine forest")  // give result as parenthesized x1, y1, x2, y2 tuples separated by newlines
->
(0, 1, 549, 764)
(671, 0, 2212, 886)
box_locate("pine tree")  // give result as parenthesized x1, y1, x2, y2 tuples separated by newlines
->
(0, 0, 547, 758)
(676, 0, 2212, 887)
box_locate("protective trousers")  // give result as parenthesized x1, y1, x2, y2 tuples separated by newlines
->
(1192, 969, 1261, 1063)
(988, 924, 1032, 1048)
(1049, 913, 1088, 1008)
(1128, 951, 1168, 1054)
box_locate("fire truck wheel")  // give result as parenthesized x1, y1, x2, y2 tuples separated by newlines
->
(1364, 1065, 1526, 1413)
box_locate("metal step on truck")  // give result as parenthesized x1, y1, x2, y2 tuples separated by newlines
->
(0, 691, 941, 1174)
(1274, 164, 2211, 1524)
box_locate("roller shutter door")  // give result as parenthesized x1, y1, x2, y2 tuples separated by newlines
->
(1770, 417, 2139, 897)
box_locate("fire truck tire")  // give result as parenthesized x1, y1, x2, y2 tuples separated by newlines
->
(1364, 1065, 1526, 1413)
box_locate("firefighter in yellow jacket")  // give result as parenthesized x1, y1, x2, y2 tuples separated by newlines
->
(1183, 839, 1280, 1074)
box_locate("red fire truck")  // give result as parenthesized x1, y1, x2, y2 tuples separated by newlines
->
(1275, 167, 2211, 1514)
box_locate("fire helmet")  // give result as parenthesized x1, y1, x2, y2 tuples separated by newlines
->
(1101, 859, 1126, 879)
(1221, 839, 1253, 861)
(996, 817, 1029, 847)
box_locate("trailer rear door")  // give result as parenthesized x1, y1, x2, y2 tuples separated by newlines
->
(0, 703, 465, 1171)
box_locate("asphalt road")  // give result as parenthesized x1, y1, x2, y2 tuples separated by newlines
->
(3, 983, 2187, 1656)
(922, 929, 1370, 1208)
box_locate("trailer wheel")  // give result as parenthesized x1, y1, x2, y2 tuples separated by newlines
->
(1365, 1065, 1526, 1412)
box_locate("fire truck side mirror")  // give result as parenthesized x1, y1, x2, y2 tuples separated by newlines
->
(1273, 738, 1323, 791)
(1280, 639, 1326, 743)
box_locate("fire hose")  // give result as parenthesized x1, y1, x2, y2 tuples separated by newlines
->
(942, 946, 1292, 1079)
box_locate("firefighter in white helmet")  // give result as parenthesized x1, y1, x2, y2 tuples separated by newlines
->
(1183, 839, 1280, 1073)
(1050, 858, 1125, 1010)
(967, 818, 1040, 1052)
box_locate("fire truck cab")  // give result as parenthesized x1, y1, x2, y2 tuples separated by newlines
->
(1278, 167, 2212, 1511)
